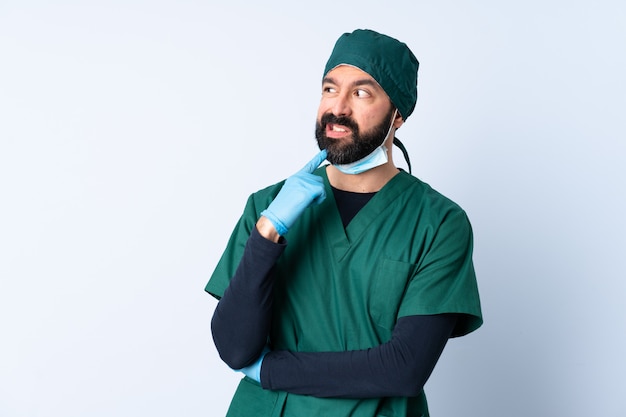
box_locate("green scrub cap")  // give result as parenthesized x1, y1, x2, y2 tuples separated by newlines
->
(323, 29, 419, 119)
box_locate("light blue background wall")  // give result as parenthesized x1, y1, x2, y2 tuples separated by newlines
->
(1, 1, 624, 416)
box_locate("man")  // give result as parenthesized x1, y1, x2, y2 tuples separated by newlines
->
(206, 29, 482, 417)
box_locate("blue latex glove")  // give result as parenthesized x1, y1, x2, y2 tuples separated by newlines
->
(260, 150, 327, 236)
(237, 346, 270, 383)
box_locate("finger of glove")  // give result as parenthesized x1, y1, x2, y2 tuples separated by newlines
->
(287, 172, 325, 207)
(297, 173, 326, 206)
(312, 189, 326, 206)
(268, 173, 325, 229)
(239, 346, 270, 382)
(299, 149, 327, 174)
(240, 363, 261, 382)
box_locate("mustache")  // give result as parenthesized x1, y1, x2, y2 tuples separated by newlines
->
(319, 113, 359, 133)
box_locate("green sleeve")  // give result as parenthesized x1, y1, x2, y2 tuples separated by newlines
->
(397, 208, 483, 337)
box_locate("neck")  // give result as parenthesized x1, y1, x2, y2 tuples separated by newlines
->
(326, 158, 399, 193)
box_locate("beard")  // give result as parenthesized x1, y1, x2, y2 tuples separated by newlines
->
(315, 107, 395, 165)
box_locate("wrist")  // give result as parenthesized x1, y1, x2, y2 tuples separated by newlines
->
(256, 216, 282, 242)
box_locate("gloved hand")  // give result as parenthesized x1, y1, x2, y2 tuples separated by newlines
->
(237, 346, 270, 383)
(260, 149, 327, 236)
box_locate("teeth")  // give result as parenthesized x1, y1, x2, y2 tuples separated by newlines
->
(332, 125, 346, 132)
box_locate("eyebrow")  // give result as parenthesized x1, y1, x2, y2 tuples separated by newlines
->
(322, 76, 381, 90)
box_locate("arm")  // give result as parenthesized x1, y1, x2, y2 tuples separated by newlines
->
(260, 314, 458, 398)
(252, 208, 480, 397)
(213, 225, 457, 397)
(211, 150, 328, 369)
(252, 206, 481, 397)
(210, 224, 285, 369)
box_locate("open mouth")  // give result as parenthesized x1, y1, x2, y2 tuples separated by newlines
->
(326, 123, 352, 138)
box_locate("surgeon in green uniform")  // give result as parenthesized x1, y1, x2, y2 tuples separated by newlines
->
(206, 29, 483, 417)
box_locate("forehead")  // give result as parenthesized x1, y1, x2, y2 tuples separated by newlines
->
(323, 65, 384, 91)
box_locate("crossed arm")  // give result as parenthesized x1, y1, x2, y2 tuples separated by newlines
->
(211, 222, 457, 398)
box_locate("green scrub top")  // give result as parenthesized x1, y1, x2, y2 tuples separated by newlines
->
(206, 168, 482, 417)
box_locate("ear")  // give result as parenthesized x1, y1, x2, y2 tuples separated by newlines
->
(393, 110, 405, 129)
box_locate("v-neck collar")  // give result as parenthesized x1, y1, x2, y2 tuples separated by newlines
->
(317, 167, 414, 261)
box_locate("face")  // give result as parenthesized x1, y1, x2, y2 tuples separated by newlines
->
(315, 65, 397, 165)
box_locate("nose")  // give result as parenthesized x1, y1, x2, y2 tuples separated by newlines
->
(330, 93, 351, 117)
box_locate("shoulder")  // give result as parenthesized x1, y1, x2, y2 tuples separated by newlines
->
(396, 171, 468, 219)
(243, 179, 287, 215)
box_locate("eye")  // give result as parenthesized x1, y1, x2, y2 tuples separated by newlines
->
(322, 86, 337, 95)
(355, 89, 371, 98)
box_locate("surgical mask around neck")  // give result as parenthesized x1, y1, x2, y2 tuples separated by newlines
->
(334, 145, 389, 175)
(333, 109, 397, 175)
